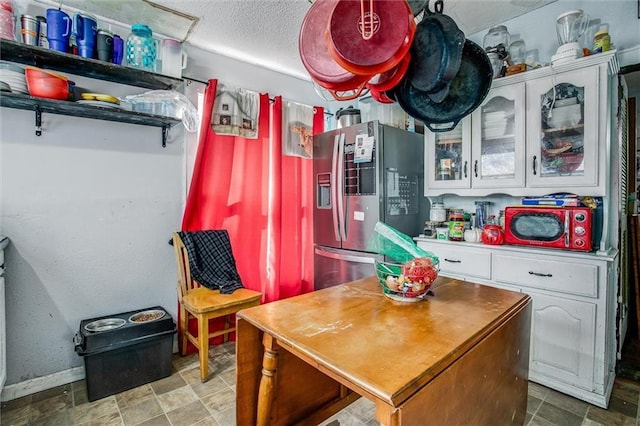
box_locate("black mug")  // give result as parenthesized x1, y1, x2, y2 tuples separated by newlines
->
(96, 29, 113, 62)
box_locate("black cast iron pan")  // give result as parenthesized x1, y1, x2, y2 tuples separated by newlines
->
(394, 39, 493, 133)
(407, 0, 465, 101)
(407, 0, 429, 16)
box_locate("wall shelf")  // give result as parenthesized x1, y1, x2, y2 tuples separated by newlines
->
(0, 39, 182, 90)
(1, 93, 179, 147)
(0, 40, 185, 147)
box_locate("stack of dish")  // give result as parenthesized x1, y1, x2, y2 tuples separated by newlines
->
(482, 110, 508, 139)
(76, 93, 122, 109)
(548, 98, 581, 128)
(0, 61, 28, 94)
(436, 125, 462, 145)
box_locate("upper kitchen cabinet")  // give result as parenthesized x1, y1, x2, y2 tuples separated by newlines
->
(424, 51, 618, 197)
(471, 82, 526, 191)
(525, 68, 599, 190)
(424, 117, 471, 193)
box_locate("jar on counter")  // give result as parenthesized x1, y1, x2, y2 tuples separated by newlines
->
(448, 209, 465, 241)
(430, 202, 447, 223)
(423, 221, 438, 238)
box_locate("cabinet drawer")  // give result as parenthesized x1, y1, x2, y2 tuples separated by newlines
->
(418, 242, 491, 280)
(492, 254, 598, 298)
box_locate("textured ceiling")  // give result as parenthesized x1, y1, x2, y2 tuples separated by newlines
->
(36, 0, 557, 80)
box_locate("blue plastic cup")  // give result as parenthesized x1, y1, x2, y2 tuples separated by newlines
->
(112, 34, 124, 65)
(46, 9, 71, 53)
(73, 13, 97, 58)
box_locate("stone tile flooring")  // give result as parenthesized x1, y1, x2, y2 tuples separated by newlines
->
(1, 342, 639, 425)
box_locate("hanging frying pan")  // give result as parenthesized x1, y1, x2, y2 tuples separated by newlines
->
(366, 54, 410, 104)
(299, 0, 369, 101)
(326, 0, 415, 76)
(367, 54, 411, 93)
(407, 0, 429, 16)
(394, 39, 493, 132)
(407, 0, 465, 101)
(369, 87, 395, 103)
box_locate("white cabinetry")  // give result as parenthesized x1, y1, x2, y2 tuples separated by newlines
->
(525, 68, 600, 190)
(527, 290, 596, 391)
(471, 83, 526, 191)
(0, 237, 7, 395)
(424, 51, 618, 197)
(416, 238, 616, 408)
(424, 117, 471, 192)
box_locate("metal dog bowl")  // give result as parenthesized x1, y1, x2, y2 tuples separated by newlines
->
(84, 318, 127, 333)
(128, 309, 165, 323)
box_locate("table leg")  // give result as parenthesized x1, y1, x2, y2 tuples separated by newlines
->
(257, 333, 278, 426)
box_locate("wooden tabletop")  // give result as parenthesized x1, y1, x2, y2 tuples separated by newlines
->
(237, 276, 530, 407)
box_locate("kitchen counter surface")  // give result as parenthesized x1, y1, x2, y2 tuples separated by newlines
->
(415, 236, 618, 261)
(236, 276, 532, 425)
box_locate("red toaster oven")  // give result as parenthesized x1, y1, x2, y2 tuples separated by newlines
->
(504, 206, 593, 252)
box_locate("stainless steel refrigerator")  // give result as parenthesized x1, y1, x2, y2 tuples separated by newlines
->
(313, 120, 426, 290)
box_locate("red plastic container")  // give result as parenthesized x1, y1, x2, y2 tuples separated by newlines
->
(25, 66, 69, 100)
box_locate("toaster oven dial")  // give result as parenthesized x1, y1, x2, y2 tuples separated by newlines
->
(575, 213, 586, 222)
(575, 239, 586, 248)
(575, 226, 586, 236)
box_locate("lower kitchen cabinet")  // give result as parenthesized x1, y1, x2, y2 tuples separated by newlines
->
(416, 238, 617, 408)
(527, 289, 596, 392)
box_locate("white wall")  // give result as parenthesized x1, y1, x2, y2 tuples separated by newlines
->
(0, 52, 328, 400)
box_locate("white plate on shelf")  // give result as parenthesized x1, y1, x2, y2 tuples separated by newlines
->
(76, 100, 123, 109)
(554, 97, 577, 107)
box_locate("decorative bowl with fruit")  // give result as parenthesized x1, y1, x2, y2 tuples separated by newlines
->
(375, 257, 439, 302)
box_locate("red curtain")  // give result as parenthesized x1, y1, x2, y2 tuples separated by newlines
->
(180, 80, 322, 348)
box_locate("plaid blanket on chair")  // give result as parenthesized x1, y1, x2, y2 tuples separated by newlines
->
(177, 230, 245, 294)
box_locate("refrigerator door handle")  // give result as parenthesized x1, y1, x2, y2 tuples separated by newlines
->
(314, 247, 376, 264)
(331, 134, 340, 242)
(337, 132, 347, 241)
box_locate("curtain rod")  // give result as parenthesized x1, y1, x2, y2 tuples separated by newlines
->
(183, 76, 334, 116)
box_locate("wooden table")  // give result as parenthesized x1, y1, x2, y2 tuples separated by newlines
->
(236, 276, 531, 426)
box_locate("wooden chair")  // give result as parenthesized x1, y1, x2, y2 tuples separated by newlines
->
(172, 232, 261, 382)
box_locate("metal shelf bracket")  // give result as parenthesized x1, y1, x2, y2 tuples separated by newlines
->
(162, 125, 169, 148)
(35, 106, 42, 136)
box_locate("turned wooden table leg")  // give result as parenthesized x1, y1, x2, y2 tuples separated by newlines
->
(257, 333, 278, 426)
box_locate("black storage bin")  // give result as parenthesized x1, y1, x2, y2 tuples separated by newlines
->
(74, 306, 176, 401)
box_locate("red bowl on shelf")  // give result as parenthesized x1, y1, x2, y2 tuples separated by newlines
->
(25, 66, 69, 100)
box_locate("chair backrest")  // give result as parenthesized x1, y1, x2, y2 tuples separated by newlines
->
(172, 232, 200, 299)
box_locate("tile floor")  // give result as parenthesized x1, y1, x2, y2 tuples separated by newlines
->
(1, 341, 639, 426)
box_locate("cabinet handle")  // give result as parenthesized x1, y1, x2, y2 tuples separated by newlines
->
(474, 160, 478, 178)
(444, 258, 462, 263)
(528, 271, 552, 277)
(532, 155, 537, 176)
(463, 161, 468, 178)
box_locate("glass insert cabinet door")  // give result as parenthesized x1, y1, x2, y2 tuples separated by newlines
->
(526, 68, 598, 188)
(424, 117, 471, 192)
(471, 83, 526, 189)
